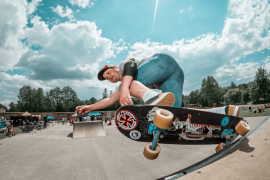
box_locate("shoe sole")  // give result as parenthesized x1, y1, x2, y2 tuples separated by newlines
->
(228, 105, 240, 117)
(149, 93, 175, 106)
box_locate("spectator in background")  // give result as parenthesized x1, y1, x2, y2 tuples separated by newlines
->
(258, 108, 262, 113)
(248, 102, 252, 111)
(10, 120, 13, 126)
(253, 108, 257, 113)
(8, 126, 15, 136)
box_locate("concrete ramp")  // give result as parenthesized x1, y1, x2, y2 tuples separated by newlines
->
(73, 121, 106, 139)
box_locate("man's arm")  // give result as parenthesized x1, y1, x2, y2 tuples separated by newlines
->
(77, 92, 120, 114)
(119, 60, 138, 106)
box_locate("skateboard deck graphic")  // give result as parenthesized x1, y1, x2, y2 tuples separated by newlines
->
(115, 105, 250, 159)
(115, 105, 243, 141)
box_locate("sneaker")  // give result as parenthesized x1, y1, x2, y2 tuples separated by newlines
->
(211, 105, 240, 117)
(145, 92, 175, 106)
(228, 105, 240, 117)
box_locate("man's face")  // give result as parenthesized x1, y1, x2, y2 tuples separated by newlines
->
(103, 68, 119, 83)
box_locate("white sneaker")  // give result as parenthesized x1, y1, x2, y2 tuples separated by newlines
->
(145, 92, 175, 106)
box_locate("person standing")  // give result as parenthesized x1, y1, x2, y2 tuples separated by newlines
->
(248, 102, 252, 111)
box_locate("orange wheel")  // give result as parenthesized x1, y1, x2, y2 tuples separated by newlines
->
(215, 142, 225, 153)
(235, 120, 250, 136)
(143, 142, 161, 160)
(153, 109, 174, 129)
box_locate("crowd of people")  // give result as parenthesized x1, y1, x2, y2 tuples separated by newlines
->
(247, 102, 269, 114)
(69, 115, 115, 126)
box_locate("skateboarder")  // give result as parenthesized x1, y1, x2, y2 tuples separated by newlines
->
(76, 53, 183, 114)
(76, 52, 239, 116)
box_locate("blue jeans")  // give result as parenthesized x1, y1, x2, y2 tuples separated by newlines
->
(137, 53, 184, 107)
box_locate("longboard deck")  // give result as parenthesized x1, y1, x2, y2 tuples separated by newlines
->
(115, 105, 244, 143)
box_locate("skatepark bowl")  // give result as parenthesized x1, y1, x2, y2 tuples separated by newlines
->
(0, 116, 269, 180)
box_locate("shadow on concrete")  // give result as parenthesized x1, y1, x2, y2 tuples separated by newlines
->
(209, 139, 255, 165)
(67, 133, 73, 138)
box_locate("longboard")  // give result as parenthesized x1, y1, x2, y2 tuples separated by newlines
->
(115, 105, 250, 159)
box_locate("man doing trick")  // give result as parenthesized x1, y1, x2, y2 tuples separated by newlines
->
(76, 53, 184, 114)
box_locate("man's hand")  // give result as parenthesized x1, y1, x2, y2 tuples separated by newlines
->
(119, 88, 133, 106)
(75, 105, 92, 114)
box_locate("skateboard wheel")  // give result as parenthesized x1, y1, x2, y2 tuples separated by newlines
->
(215, 142, 225, 153)
(153, 109, 174, 129)
(235, 120, 250, 136)
(143, 142, 161, 160)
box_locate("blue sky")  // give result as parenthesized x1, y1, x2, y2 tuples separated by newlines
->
(0, 0, 270, 107)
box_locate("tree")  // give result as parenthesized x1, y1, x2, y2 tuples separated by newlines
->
(188, 90, 200, 104)
(255, 67, 270, 99)
(102, 88, 108, 99)
(89, 97, 97, 104)
(34, 88, 45, 112)
(230, 82, 237, 89)
(224, 88, 242, 104)
(49, 87, 63, 111)
(62, 86, 74, 112)
(249, 81, 259, 102)
(243, 91, 251, 104)
(17, 85, 33, 112)
(200, 76, 222, 107)
(0, 104, 7, 111)
(9, 102, 17, 112)
(44, 92, 56, 112)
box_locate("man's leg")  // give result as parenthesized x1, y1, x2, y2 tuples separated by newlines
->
(129, 80, 175, 106)
(159, 68, 184, 107)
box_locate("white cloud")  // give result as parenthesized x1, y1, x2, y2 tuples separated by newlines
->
(69, 0, 94, 9)
(0, 72, 51, 102)
(126, 0, 270, 90)
(189, 7, 191, 11)
(17, 18, 119, 80)
(0, 0, 31, 71)
(0, 0, 125, 103)
(51, 5, 74, 19)
(27, 0, 42, 15)
(261, 56, 270, 63)
(180, 9, 184, 13)
(0, 100, 12, 108)
(214, 62, 259, 82)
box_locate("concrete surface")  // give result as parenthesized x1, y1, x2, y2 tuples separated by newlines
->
(0, 117, 267, 180)
(73, 121, 106, 139)
(179, 116, 270, 180)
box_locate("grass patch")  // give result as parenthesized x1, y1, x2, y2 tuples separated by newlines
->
(0, 126, 22, 140)
(239, 105, 270, 118)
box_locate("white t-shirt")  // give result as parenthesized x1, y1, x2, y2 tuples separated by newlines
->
(117, 53, 161, 91)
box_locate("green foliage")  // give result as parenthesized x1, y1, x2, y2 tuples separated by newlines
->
(243, 91, 251, 104)
(255, 67, 270, 99)
(200, 76, 222, 107)
(9, 67, 270, 112)
(224, 88, 242, 104)
(102, 88, 108, 99)
(230, 82, 237, 89)
(0, 104, 7, 110)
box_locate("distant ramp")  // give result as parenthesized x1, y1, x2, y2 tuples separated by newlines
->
(73, 121, 106, 139)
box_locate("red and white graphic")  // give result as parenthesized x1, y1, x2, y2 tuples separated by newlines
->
(116, 110, 138, 131)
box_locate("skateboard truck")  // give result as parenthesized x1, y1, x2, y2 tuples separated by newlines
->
(148, 123, 167, 151)
(143, 109, 174, 160)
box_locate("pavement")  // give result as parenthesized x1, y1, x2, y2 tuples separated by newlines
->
(0, 117, 268, 180)
(180, 116, 270, 180)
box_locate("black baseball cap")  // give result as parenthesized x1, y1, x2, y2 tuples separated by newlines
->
(97, 65, 117, 81)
